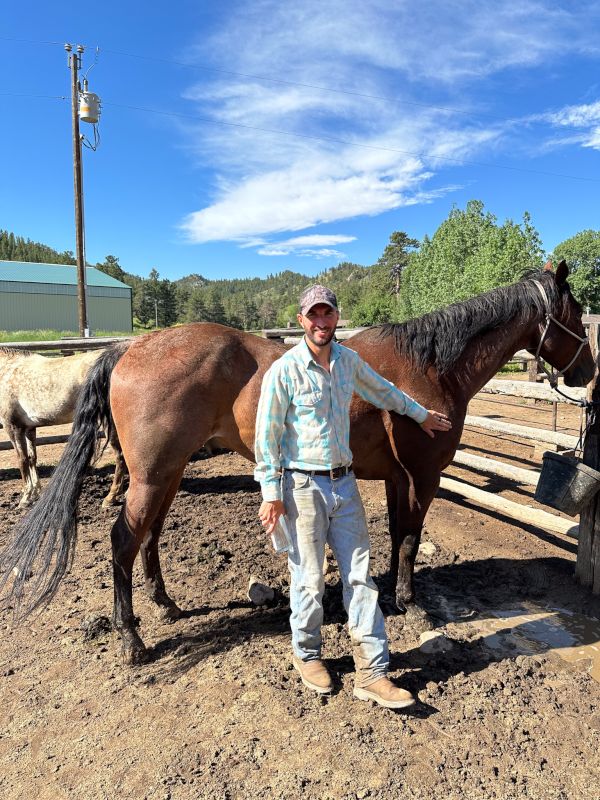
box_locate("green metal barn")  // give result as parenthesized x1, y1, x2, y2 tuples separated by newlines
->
(0, 260, 132, 332)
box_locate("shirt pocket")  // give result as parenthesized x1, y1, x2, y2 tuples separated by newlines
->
(340, 383, 354, 400)
(336, 383, 354, 408)
(294, 389, 323, 409)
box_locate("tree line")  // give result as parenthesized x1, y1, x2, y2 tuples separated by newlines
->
(2, 201, 598, 331)
(0, 230, 77, 267)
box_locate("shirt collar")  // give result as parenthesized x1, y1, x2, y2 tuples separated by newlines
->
(298, 336, 342, 368)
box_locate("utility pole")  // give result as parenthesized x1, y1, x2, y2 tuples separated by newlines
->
(65, 43, 89, 337)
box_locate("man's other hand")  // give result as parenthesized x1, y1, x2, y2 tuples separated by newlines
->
(420, 410, 452, 439)
(258, 499, 286, 534)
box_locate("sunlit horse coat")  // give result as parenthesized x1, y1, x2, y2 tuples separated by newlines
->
(0, 263, 594, 665)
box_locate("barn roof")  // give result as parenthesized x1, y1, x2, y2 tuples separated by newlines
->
(0, 260, 131, 290)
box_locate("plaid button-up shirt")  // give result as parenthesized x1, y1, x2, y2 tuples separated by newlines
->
(254, 338, 428, 501)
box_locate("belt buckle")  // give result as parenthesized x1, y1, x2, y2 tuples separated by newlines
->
(330, 466, 343, 480)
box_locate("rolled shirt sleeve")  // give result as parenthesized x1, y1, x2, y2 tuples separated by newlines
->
(253, 362, 290, 501)
(354, 357, 429, 424)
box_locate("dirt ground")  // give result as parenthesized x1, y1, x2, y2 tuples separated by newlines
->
(0, 392, 599, 800)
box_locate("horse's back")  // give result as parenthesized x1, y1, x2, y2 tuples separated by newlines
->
(0, 349, 102, 427)
(109, 324, 285, 468)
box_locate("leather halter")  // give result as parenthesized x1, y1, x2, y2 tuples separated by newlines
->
(532, 280, 588, 388)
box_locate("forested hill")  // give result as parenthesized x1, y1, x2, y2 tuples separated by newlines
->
(3, 200, 598, 331)
(0, 230, 76, 266)
(0, 228, 376, 329)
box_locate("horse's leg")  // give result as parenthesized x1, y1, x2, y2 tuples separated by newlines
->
(110, 475, 177, 664)
(396, 522, 423, 607)
(5, 422, 33, 507)
(385, 479, 400, 586)
(139, 467, 186, 621)
(394, 476, 440, 624)
(385, 476, 424, 609)
(24, 428, 40, 503)
(101, 430, 128, 508)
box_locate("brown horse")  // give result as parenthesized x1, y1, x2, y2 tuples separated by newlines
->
(0, 262, 594, 664)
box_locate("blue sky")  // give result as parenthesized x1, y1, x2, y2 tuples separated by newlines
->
(2, 1, 599, 281)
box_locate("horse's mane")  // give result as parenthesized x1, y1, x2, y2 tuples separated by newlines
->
(0, 346, 33, 359)
(374, 270, 579, 376)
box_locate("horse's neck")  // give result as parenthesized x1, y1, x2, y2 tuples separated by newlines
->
(456, 311, 539, 400)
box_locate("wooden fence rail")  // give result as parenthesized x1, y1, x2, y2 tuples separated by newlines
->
(0, 336, 131, 353)
(440, 476, 579, 539)
(452, 450, 539, 486)
(481, 379, 586, 405)
(463, 414, 578, 449)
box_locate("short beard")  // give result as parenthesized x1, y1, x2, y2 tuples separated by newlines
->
(306, 329, 335, 347)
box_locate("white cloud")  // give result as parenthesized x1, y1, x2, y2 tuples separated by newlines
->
(179, 121, 494, 243)
(256, 234, 356, 257)
(272, 234, 356, 247)
(177, 0, 600, 246)
(544, 100, 600, 151)
(180, 151, 432, 243)
(258, 247, 346, 258)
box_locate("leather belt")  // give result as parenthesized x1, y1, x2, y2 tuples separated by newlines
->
(285, 464, 353, 480)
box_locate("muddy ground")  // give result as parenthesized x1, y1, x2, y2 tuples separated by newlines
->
(0, 393, 599, 800)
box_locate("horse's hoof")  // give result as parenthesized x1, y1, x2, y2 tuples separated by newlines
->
(155, 602, 183, 623)
(101, 496, 120, 508)
(119, 628, 149, 665)
(379, 593, 404, 615)
(403, 604, 435, 633)
(122, 643, 149, 666)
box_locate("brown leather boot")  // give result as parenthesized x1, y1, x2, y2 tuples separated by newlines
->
(292, 656, 333, 694)
(353, 676, 415, 709)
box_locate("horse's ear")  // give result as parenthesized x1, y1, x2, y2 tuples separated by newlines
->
(543, 260, 553, 272)
(555, 259, 569, 285)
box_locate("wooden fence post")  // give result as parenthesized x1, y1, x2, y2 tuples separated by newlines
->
(576, 323, 600, 592)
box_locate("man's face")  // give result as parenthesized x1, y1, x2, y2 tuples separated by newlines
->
(297, 303, 340, 348)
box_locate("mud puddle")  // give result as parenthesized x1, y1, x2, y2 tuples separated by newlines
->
(451, 602, 600, 682)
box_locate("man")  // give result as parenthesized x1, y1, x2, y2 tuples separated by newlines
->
(254, 285, 452, 709)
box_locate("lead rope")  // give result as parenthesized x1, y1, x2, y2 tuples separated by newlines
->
(572, 403, 599, 458)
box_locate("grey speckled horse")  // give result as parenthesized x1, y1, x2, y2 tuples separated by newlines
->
(0, 348, 126, 507)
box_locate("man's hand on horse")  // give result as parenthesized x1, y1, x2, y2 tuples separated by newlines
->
(258, 499, 286, 534)
(420, 410, 452, 438)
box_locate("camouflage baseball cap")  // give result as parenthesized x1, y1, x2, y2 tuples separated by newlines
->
(299, 284, 338, 315)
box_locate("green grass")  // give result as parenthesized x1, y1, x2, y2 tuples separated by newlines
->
(498, 362, 526, 374)
(0, 327, 150, 342)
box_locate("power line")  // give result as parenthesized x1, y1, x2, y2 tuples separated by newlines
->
(102, 46, 505, 122)
(102, 99, 600, 184)
(0, 35, 66, 46)
(2, 89, 598, 183)
(0, 34, 511, 123)
(0, 91, 67, 100)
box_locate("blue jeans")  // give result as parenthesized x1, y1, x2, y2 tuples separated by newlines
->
(283, 469, 389, 687)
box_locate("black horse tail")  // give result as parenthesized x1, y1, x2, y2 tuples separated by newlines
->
(0, 342, 129, 619)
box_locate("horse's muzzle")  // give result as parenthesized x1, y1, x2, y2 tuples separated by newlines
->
(564, 362, 595, 387)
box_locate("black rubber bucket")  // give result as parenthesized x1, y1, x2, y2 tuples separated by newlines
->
(534, 451, 600, 517)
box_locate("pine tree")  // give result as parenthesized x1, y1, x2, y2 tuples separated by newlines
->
(186, 290, 208, 323)
(205, 289, 227, 325)
(96, 255, 127, 282)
